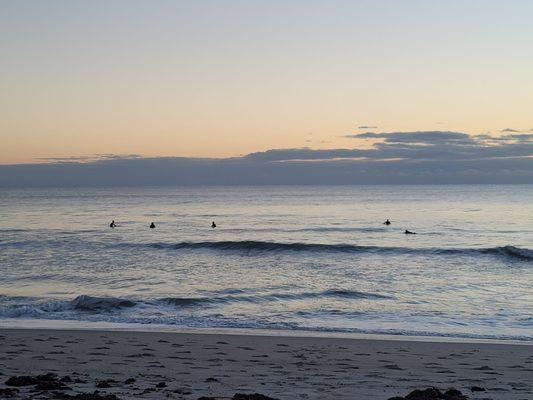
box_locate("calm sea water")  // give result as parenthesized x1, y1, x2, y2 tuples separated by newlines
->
(1, 185, 532, 340)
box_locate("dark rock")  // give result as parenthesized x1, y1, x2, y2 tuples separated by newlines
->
(406, 388, 444, 400)
(156, 381, 167, 388)
(198, 397, 217, 400)
(470, 386, 485, 392)
(205, 377, 219, 382)
(5, 376, 38, 386)
(34, 380, 71, 391)
(61, 376, 73, 383)
(5, 373, 58, 387)
(37, 373, 58, 381)
(233, 394, 280, 400)
(53, 390, 120, 400)
(0, 388, 19, 398)
(391, 387, 468, 400)
(96, 379, 116, 388)
(443, 389, 468, 400)
(124, 378, 136, 384)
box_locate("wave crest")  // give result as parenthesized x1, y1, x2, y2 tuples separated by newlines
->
(161, 240, 533, 261)
(0, 289, 391, 319)
(162, 289, 393, 307)
(481, 245, 533, 261)
(71, 295, 136, 311)
(172, 241, 381, 253)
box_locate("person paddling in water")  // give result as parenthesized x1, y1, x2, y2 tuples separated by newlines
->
(150, 222, 156, 229)
(211, 221, 216, 228)
(404, 229, 416, 234)
(384, 219, 391, 225)
(110, 220, 116, 228)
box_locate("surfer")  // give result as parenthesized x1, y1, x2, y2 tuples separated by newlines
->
(150, 222, 156, 229)
(384, 219, 391, 225)
(109, 220, 116, 228)
(211, 221, 216, 228)
(404, 229, 416, 234)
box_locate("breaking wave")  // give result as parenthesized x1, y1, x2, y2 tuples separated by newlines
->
(146, 241, 533, 261)
(479, 245, 533, 260)
(0, 289, 392, 319)
(3, 235, 531, 261)
(71, 295, 136, 311)
(0, 295, 137, 318)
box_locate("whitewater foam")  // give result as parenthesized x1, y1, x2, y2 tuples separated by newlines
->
(0, 289, 392, 319)
(71, 295, 136, 311)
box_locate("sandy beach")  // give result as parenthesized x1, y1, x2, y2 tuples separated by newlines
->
(1, 328, 532, 399)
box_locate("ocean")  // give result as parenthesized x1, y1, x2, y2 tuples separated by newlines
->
(1, 185, 532, 341)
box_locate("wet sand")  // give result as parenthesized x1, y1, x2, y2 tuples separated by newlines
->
(1, 328, 533, 399)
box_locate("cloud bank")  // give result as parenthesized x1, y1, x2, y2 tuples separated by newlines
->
(1, 131, 532, 186)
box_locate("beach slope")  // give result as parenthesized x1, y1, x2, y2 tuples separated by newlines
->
(1, 329, 532, 399)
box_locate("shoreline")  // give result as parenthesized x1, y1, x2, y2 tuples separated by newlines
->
(1, 318, 532, 346)
(2, 327, 533, 399)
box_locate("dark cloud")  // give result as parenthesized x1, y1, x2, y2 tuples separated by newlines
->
(1, 131, 532, 186)
(35, 154, 142, 163)
(242, 148, 367, 162)
(35, 156, 95, 163)
(357, 125, 378, 129)
(347, 131, 475, 145)
(94, 154, 142, 160)
(253, 131, 533, 163)
(501, 128, 521, 133)
(503, 133, 533, 141)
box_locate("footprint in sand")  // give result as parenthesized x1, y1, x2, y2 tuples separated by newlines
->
(383, 364, 404, 370)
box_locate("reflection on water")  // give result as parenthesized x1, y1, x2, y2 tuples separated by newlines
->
(1, 185, 532, 340)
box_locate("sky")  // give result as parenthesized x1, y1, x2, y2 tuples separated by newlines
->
(1, 0, 533, 167)
(1, 131, 532, 186)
